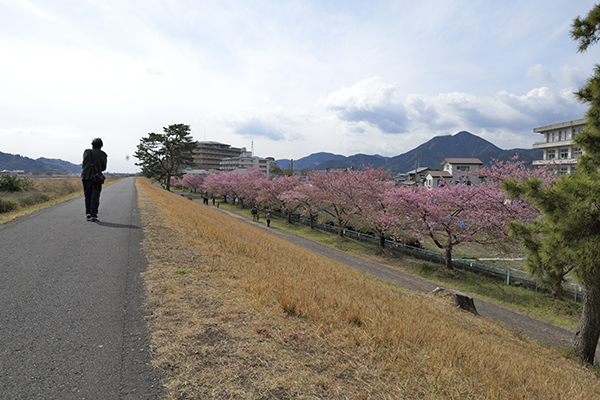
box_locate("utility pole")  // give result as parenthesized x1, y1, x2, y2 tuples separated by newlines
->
(414, 153, 418, 183)
(290, 159, 294, 176)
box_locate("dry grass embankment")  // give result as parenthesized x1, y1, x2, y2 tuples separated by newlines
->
(137, 177, 599, 399)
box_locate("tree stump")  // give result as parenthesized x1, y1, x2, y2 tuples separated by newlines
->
(431, 287, 478, 315)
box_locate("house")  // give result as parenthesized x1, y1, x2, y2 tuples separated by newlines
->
(425, 170, 452, 187)
(404, 167, 431, 185)
(532, 117, 585, 175)
(424, 158, 483, 187)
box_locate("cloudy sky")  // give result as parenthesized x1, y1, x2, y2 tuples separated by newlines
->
(1, 0, 598, 173)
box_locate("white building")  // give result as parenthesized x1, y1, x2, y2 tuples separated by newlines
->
(424, 158, 483, 187)
(402, 167, 431, 185)
(532, 117, 586, 174)
(192, 141, 244, 170)
(220, 155, 275, 176)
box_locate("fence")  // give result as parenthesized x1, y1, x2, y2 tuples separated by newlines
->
(270, 210, 583, 304)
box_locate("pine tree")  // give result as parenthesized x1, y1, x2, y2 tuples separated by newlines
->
(134, 124, 197, 191)
(502, 4, 600, 364)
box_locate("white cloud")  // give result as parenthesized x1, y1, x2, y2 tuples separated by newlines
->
(321, 77, 409, 134)
(527, 64, 554, 84)
(230, 118, 286, 141)
(320, 77, 585, 145)
(0, 0, 63, 23)
(560, 64, 587, 88)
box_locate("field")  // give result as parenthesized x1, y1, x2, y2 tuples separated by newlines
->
(0, 176, 121, 224)
(137, 177, 600, 399)
(0, 177, 82, 222)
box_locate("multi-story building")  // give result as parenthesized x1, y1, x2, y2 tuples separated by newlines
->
(220, 156, 275, 176)
(191, 141, 244, 170)
(532, 118, 586, 174)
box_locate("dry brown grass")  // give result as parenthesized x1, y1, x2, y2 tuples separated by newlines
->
(0, 176, 120, 224)
(137, 177, 600, 399)
(31, 176, 81, 191)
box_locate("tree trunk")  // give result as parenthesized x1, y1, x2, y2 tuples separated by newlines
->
(574, 283, 600, 364)
(444, 246, 454, 269)
(287, 212, 292, 224)
(379, 233, 386, 248)
(309, 215, 314, 230)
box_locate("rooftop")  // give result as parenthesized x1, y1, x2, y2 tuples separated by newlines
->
(441, 158, 483, 165)
(533, 117, 586, 133)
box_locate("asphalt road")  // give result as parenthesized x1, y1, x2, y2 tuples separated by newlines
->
(0, 178, 162, 399)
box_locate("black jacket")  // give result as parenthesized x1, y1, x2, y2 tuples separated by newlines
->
(81, 148, 108, 180)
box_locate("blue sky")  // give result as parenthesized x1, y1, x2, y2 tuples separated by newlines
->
(1, 0, 598, 173)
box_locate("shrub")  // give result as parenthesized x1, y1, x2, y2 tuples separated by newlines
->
(17, 192, 50, 207)
(0, 174, 34, 192)
(0, 198, 19, 213)
(412, 262, 436, 275)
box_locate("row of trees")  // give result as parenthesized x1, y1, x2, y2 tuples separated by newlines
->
(198, 158, 552, 271)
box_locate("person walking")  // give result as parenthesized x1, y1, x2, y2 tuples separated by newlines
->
(81, 138, 108, 222)
(266, 212, 271, 227)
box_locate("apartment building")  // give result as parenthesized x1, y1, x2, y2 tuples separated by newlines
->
(532, 118, 586, 174)
(220, 156, 275, 176)
(191, 141, 244, 170)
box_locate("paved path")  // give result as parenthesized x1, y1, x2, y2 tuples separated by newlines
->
(0, 178, 162, 399)
(214, 205, 590, 356)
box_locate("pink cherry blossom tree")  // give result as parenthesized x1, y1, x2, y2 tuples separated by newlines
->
(180, 173, 205, 193)
(170, 175, 183, 189)
(385, 181, 540, 269)
(236, 168, 268, 208)
(478, 155, 556, 186)
(202, 170, 243, 204)
(303, 169, 366, 238)
(346, 166, 394, 247)
(279, 180, 322, 229)
(257, 175, 302, 223)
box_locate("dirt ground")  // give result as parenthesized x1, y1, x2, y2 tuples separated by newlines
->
(213, 204, 597, 359)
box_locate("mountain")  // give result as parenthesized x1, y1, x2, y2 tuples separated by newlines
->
(277, 152, 346, 171)
(0, 151, 81, 175)
(314, 154, 390, 170)
(385, 131, 541, 172)
(276, 131, 542, 173)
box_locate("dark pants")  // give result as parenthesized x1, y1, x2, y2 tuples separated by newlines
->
(83, 180, 103, 217)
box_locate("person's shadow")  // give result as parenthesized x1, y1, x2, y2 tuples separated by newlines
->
(96, 221, 141, 229)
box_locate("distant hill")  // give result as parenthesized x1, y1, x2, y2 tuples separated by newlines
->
(276, 131, 542, 173)
(277, 152, 346, 171)
(0, 151, 81, 175)
(314, 154, 390, 170)
(385, 131, 541, 172)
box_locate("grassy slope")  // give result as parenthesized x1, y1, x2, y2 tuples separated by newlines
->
(219, 201, 582, 330)
(138, 178, 599, 399)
